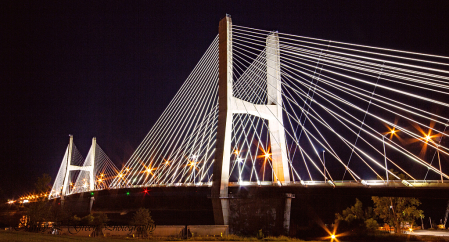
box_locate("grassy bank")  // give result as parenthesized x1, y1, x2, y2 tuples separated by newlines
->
(0, 230, 131, 242)
(0, 231, 314, 242)
(4, 230, 449, 242)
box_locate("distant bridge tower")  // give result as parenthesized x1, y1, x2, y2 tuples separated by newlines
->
(60, 136, 96, 200)
(49, 135, 118, 200)
(211, 15, 290, 225)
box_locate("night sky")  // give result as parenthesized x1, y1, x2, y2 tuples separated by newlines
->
(1, 1, 449, 199)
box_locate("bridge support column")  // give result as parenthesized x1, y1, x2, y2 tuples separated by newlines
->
(266, 33, 290, 183)
(212, 14, 233, 225)
(212, 15, 291, 225)
(89, 137, 96, 213)
(283, 193, 294, 234)
(89, 137, 96, 191)
(61, 135, 74, 202)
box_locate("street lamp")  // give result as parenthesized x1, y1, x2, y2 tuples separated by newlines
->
(322, 150, 327, 182)
(236, 157, 244, 182)
(382, 134, 389, 184)
(436, 140, 443, 183)
(382, 130, 396, 184)
(188, 161, 197, 184)
(426, 133, 443, 183)
(189, 154, 198, 184)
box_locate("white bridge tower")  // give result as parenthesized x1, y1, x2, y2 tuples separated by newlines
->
(211, 15, 290, 225)
(60, 135, 96, 200)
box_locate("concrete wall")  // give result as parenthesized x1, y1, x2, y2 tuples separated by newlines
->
(56, 226, 95, 236)
(55, 225, 184, 237)
(188, 225, 228, 237)
(103, 225, 184, 237)
(152, 225, 184, 237)
(103, 226, 133, 236)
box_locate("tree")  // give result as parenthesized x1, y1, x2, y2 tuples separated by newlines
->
(26, 200, 50, 230)
(49, 203, 71, 226)
(379, 169, 412, 181)
(372, 196, 423, 233)
(131, 207, 154, 238)
(81, 213, 94, 225)
(90, 213, 109, 236)
(0, 186, 6, 204)
(71, 215, 82, 225)
(335, 198, 378, 233)
(26, 174, 52, 230)
(34, 174, 52, 195)
(365, 218, 379, 231)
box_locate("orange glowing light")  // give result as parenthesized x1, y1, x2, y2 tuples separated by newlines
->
(145, 167, 156, 175)
(162, 158, 171, 165)
(331, 234, 336, 239)
(234, 150, 239, 155)
(257, 146, 272, 161)
(426, 135, 431, 141)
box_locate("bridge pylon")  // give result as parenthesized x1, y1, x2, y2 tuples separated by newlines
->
(50, 135, 96, 200)
(61, 136, 95, 199)
(50, 135, 118, 200)
(212, 15, 290, 225)
(60, 134, 74, 199)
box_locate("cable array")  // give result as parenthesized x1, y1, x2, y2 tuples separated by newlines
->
(72, 144, 119, 193)
(110, 36, 220, 187)
(231, 24, 449, 184)
(105, 22, 449, 188)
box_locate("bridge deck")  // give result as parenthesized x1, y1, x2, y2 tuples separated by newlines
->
(105, 180, 449, 190)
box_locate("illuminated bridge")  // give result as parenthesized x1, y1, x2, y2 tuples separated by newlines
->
(48, 15, 449, 231)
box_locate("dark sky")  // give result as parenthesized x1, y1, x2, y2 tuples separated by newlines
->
(1, 1, 449, 199)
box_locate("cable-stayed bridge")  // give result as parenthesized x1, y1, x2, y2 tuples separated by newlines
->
(49, 15, 449, 227)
